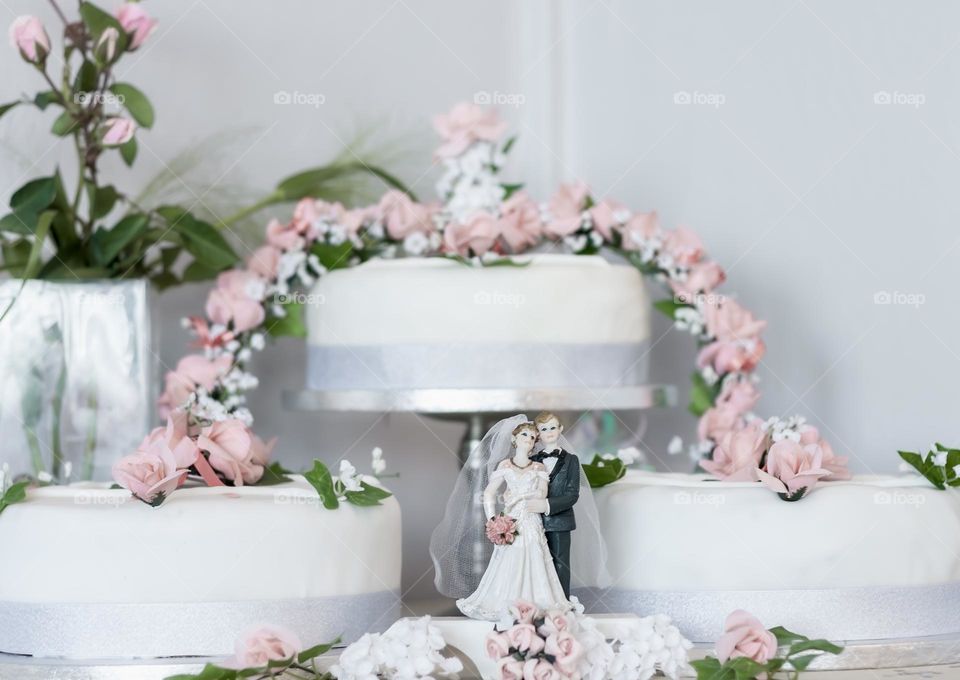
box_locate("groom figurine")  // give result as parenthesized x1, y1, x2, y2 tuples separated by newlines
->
(527, 411, 579, 598)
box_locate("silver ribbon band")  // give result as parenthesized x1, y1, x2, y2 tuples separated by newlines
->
(574, 583, 960, 642)
(0, 591, 400, 659)
(307, 342, 650, 390)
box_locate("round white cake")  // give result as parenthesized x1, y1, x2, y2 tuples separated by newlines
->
(0, 476, 402, 659)
(305, 254, 651, 390)
(587, 471, 960, 642)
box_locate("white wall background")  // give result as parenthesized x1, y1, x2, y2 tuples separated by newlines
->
(3, 0, 959, 603)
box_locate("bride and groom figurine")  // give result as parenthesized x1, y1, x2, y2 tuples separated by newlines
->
(431, 412, 608, 621)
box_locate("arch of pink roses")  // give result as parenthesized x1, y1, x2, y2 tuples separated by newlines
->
(113, 103, 849, 505)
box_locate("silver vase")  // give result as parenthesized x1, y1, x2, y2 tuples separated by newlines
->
(0, 279, 156, 482)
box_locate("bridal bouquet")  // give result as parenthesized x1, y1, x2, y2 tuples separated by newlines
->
(486, 513, 519, 546)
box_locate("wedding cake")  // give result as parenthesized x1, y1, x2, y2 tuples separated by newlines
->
(0, 476, 401, 659)
(305, 254, 651, 390)
(588, 471, 960, 642)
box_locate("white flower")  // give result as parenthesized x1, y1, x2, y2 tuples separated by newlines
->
(617, 446, 644, 466)
(0, 463, 8, 493)
(338, 460, 363, 492)
(933, 452, 948, 467)
(667, 436, 684, 455)
(37, 471, 53, 483)
(328, 224, 348, 246)
(403, 231, 431, 257)
(371, 447, 386, 475)
(564, 234, 589, 253)
(673, 307, 705, 336)
(333, 616, 460, 680)
(249, 333, 265, 351)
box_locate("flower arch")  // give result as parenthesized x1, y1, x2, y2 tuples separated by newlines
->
(114, 102, 849, 505)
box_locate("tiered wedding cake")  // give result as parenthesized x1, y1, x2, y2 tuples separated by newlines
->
(0, 477, 401, 658)
(305, 254, 650, 390)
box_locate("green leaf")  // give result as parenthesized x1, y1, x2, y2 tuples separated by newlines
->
(254, 462, 294, 486)
(310, 241, 353, 271)
(0, 210, 36, 235)
(181, 260, 220, 282)
(788, 638, 844, 656)
(0, 480, 30, 515)
(157, 206, 238, 271)
(501, 135, 517, 156)
(79, 2, 129, 52)
(150, 271, 179, 290)
(304, 460, 339, 510)
(74, 60, 98, 94)
(110, 83, 155, 128)
(581, 454, 626, 488)
(2, 240, 31, 276)
(501, 182, 524, 199)
(51, 111, 77, 137)
(298, 638, 339, 662)
(90, 184, 119, 219)
(690, 657, 730, 680)
(119, 136, 138, 166)
(33, 91, 59, 110)
(0, 101, 21, 120)
(654, 298, 692, 319)
(725, 656, 769, 680)
(689, 371, 721, 417)
(22, 211, 56, 279)
(10, 177, 57, 216)
(90, 213, 150, 266)
(787, 654, 818, 671)
(898, 450, 947, 490)
(266, 300, 305, 338)
(769, 625, 807, 646)
(276, 161, 416, 202)
(163, 663, 238, 680)
(344, 481, 393, 506)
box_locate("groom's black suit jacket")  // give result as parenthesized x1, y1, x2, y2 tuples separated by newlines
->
(532, 449, 580, 532)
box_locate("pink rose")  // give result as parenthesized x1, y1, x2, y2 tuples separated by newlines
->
(537, 610, 570, 637)
(115, 3, 158, 50)
(498, 192, 542, 252)
(703, 298, 766, 343)
(757, 440, 831, 498)
(157, 354, 232, 418)
(444, 211, 499, 256)
(670, 261, 726, 303)
(9, 16, 50, 62)
(700, 424, 767, 481)
(697, 338, 766, 375)
(247, 245, 281, 280)
(505, 623, 545, 655)
(523, 659, 562, 680)
(102, 117, 136, 146)
(378, 190, 436, 240)
(587, 199, 623, 242)
(798, 428, 850, 480)
(250, 433, 277, 467)
(620, 211, 661, 250)
(717, 379, 760, 415)
(199, 419, 260, 485)
(137, 410, 200, 469)
(342, 205, 381, 237)
(544, 182, 589, 237)
(225, 625, 302, 669)
(188, 317, 234, 350)
(112, 448, 185, 505)
(266, 218, 304, 252)
(206, 271, 266, 334)
(498, 657, 525, 680)
(509, 600, 538, 624)
(715, 610, 777, 664)
(663, 226, 703, 265)
(433, 102, 508, 158)
(543, 631, 582, 675)
(697, 405, 743, 443)
(485, 631, 512, 660)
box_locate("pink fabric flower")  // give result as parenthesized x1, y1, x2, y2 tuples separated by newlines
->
(537, 610, 570, 637)
(620, 211, 661, 250)
(187, 317, 234, 350)
(137, 410, 200, 469)
(800, 429, 850, 480)
(505, 623, 545, 656)
(206, 270, 266, 334)
(523, 659, 562, 680)
(697, 338, 766, 375)
(444, 211, 499, 256)
(498, 657, 525, 680)
(716, 610, 777, 664)
(498, 192, 542, 252)
(509, 600, 538, 625)
(485, 631, 512, 660)
(112, 448, 185, 505)
(486, 514, 519, 545)
(757, 440, 831, 497)
(266, 218, 304, 252)
(250, 433, 277, 467)
(663, 226, 704, 265)
(115, 3, 158, 50)
(543, 630, 582, 675)
(342, 205, 381, 237)
(717, 379, 761, 415)
(157, 354, 232, 418)
(199, 419, 259, 485)
(9, 16, 49, 62)
(697, 405, 743, 443)
(378, 190, 436, 240)
(225, 625, 302, 669)
(247, 245, 281, 280)
(102, 118, 136, 146)
(588, 199, 623, 242)
(700, 424, 767, 481)
(545, 182, 589, 237)
(670, 261, 725, 303)
(433, 102, 507, 158)
(704, 298, 767, 343)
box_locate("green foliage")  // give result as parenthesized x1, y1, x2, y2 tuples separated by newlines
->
(304, 460, 339, 510)
(0, 481, 30, 516)
(693, 625, 844, 679)
(109, 83, 155, 128)
(898, 443, 960, 490)
(310, 241, 354, 271)
(255, 462, 294, 486)
(582, 454, 626, 488)
(265, 300, 306, 338)
(653, 298, 692, 319)
(689, 371, 722, 417)
(344, 481, 393, 506)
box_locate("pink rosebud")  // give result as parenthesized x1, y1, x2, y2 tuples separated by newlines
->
(505, 623, 545, 656)
(246, 245, 281, 280)
(115, 3, 158, 50)
(378, 190, 436, 240)
(224, 625, 302, 669)
(199, 419, 260, 485)
(9, 16, 50, 63)
(544, 181, 589, 238)
(663, 225, 703, 265)
(509, 600, 538, 624)
(700, 424, 767, 481)
(485, 631, 512, 660)
(537, 610, 570, 637)
(543, 630, 582, 675)
(112, 447, 185, 505)
(433, 102, 507, 158)
(697, 405, 743, 444)
(757, 439, 831, 498)
(670, 261, 726, 304)
(715, 610, 777, 664)
(498, 191, 542, 252)
(205, 271, 266, 333)
(102, 117, 136, 146)
(266, 218, 304, 252)
(95, 27, 119, 62)
(498, 657, 525, 680)
(620, 211, 661, 250)
(444, 211, 499, 256)
(523, 658, 562, 680)
(703, 297, 766, 343)
(137, 410, 200, 469)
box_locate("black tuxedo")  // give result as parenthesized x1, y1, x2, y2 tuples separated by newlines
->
(530, 448, 580, 597)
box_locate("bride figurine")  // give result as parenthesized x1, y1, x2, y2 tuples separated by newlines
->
(430, 414, 611, 621)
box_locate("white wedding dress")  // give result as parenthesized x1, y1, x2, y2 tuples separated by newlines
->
(456, 460, 570, 620)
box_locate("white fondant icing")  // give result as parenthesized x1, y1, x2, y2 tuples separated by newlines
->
(0, 475, 401, 603)
(594, 471, 960, 591)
